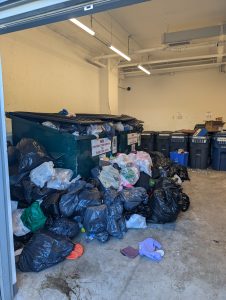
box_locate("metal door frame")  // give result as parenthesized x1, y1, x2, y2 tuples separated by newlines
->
(0, 60, 16, 300)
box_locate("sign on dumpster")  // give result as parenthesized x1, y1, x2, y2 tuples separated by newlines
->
(127, 133, 138, 145)
(112, 136, 118, 154)
(91, 138, 112, 157)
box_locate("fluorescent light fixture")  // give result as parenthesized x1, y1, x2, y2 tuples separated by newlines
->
(109, 45, 131, 61)
(138, 64, 151, 75)
(70, 18, 95, 36)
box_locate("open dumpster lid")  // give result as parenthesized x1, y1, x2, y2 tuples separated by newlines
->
(6, 111, 105, 125)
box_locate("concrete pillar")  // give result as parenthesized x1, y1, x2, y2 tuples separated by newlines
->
(99, 58, 119, 114)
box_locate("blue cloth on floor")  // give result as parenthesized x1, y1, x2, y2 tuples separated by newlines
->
(139, 238, 164, 262)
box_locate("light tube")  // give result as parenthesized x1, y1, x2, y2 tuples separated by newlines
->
(138, 64, 151, 75)
(109, 45, 131, 61)
(70, 18, 95, 36)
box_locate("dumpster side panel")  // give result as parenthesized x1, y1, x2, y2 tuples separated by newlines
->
(10, 116, 98, 178)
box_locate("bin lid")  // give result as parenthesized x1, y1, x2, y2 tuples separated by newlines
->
(141, 131, 156, 135)
(213, 131, 226, 137)
(157, 131, 172, 136)
(6, 111, 104, 125)
(190, 136, 210, 140)
(171, 132, 188, 137)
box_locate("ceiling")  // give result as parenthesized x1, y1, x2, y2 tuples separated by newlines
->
(109, 0, 226, 48)
(47, 0, 226, 75)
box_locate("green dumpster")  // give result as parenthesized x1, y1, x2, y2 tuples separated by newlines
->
(8, 114, 113, 178)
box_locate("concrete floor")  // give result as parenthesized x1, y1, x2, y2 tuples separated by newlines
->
(15, 170, 226, 300)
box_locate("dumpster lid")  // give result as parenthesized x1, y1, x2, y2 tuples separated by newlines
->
(6, 111, 105, 125)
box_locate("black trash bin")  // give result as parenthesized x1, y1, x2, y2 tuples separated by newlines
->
(211, 132, 226, 171)
(156, 131, 172, 157)
(170, 133, 188, 152)
(189, 136, 210, 169)
(140, 131, 156, 153)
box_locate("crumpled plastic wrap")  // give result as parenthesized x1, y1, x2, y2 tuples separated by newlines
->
(120, 166, 140, 187)
(99, 165, 120, 190)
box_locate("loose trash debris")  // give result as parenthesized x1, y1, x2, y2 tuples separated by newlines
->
(126, 214, 147, 229)
(139, 238, 164, 262)
(66, 243, 84, 260)
(7, 134, 191, 272)
(120, 246, 139, 258)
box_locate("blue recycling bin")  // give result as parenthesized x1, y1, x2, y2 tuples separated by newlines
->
(170, 151, 189, 167)
(211, 132, 226, 171)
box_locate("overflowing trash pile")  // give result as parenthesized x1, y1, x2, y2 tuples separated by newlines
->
(8, 138, 190, 272)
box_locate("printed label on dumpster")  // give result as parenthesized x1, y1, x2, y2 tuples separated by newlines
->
(127, 133, 138, 145)
(131, 144, 136, 152)
(217, 137, 226, 143)
(91, 138, 112, 157)
(112, 136, 118, 154)
(137, 133, 141, 146)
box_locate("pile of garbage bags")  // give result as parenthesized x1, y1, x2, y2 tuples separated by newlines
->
(8, 138, 190, 272)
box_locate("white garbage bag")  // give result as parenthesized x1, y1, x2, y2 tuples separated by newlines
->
(12, 209, 30, 237)
(30, 161, 55, 188)
(126, 214, 147, 229)
(47, 168, 74, 190)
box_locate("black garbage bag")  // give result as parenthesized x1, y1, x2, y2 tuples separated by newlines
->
(106, 215, 127, 239)
(103, 189, 127, 239)
(179, 193, 190, 212)
(83, 205, 109, 242)
(59, 181, 101, 219)
(135, 172, 151, 191)
(90, 167, 105, 191)
(94, 232, 109, 243)
(119, 187, 148, 211)
(41, 192, 62, 218)
(14, 232, 33, 250)
(59, 180, 86, 218)
(7, 146, 19, 166)
(18, 230, 74, 272)
(103, 188, 119, 206)
(124, 200, 152, 220)
(102, 189, 126, 238)
(14, 240, 24, 251)
(77, 185, 101, 216)
(150, 151, 171, 169)
(45, 218, 80, 239)
(10, 184, 26, 203)
(16, 138, 51, 173)
(152, 167, 161, 179)
(23, 179, 55, 205)
(168, 164, 190, 181)
(149, 178, 182, 223)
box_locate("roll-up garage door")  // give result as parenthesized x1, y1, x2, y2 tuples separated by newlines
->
(0, 0, 149, 34)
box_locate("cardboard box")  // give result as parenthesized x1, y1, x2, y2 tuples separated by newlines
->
(205, 120, 225, 132)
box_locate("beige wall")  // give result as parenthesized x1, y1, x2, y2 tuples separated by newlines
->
(119, 69, 226, 131)
(0, 26, 101, 132)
